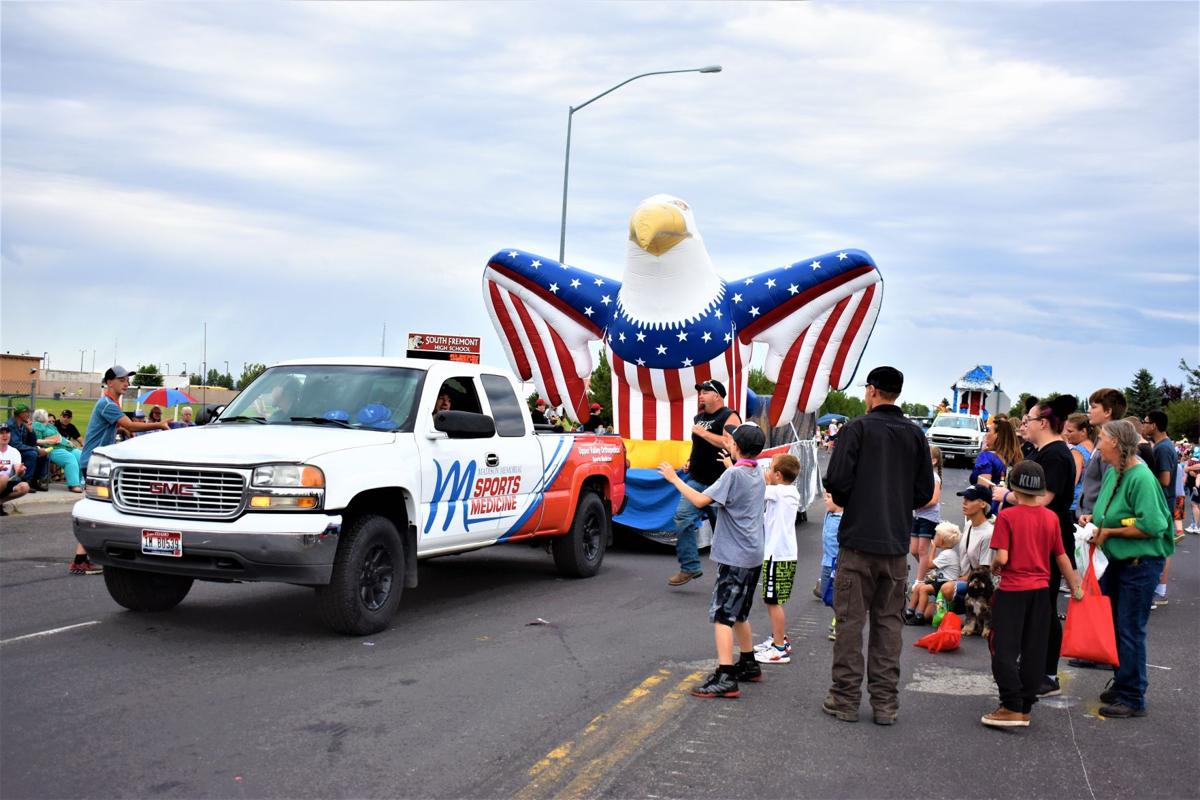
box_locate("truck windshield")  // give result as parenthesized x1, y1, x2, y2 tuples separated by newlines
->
(931, 416, 979, 430)
(218, 366, 426, 432)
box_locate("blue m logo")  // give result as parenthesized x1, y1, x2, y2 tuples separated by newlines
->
(424, 459, 477, 534)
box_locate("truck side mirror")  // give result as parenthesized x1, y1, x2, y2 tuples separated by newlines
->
(434, 410, 496, 439)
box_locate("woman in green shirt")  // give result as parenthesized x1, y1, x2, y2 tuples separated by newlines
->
(1081, 419, 1173, 719)
(31, 409, 83, 492)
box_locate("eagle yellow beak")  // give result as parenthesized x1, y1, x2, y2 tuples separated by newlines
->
(629, 202, 689, 257)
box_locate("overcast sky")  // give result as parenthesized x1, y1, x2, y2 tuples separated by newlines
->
(3, 2, 1197, 407)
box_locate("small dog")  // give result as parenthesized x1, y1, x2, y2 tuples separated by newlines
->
(961, 567, 994, 637)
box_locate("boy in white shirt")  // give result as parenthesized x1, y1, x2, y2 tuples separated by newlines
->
(755, 454, 802, 664)
(0, 424, 31, 515)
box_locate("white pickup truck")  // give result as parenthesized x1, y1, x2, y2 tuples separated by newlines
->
(73, 358, 627, 635)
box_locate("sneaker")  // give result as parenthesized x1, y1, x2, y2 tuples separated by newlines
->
(821, 696, 858, 722)
(733, 658, 763, 683)
(667, 570, 704, 587)
(69, 560, 102, 575)
(827, 618, 837, 641)
(812, 582, 822, 599)
(1153, 593, 1168, 607)
(753, 636, 791, 654)
(1036, 676, 1061, 697)
(981, 707, 1030, 728)
(754, 645, 791, 664)
(691, 670, 740, 699)
(1099, 702, 1146, 719)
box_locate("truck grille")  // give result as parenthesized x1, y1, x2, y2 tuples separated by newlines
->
(113, 466, 247, 519)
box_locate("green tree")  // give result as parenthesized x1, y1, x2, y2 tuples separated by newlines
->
(820, 389, 866, 419)
(1179, 358, 1200, 397)
(188, 373, 203, 386)
(134, 364, 163, 387)
(587, 348, 613, 428)
(748, 367, 776, 396)
(1125, 368, 1162, 419)
(236, 363, 267, 390)
(1010, 392, 1039, 418)
(901, 402, 930, 417)
(1166, 397, 1200, 442)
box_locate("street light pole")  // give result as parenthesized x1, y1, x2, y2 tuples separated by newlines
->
(558, 65, 721, 265)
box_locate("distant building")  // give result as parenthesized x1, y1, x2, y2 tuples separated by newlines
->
(951, 365, 1010, 417)
(0, 354, 42, 396)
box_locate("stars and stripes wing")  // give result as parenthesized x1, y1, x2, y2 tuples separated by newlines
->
(731, 249, 883, 425)
(483, 249, 619, 423)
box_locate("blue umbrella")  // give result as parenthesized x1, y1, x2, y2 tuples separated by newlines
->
(817, 412, 849, 426)
(137, 388, 198, 407)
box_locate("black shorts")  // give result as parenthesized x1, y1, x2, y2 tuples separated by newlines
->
(709, 564, 762, 626)
(0, 479, 27, 499)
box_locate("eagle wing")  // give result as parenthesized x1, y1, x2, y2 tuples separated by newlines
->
(731, 249, 882, 425)
(483, 249, 620, 423)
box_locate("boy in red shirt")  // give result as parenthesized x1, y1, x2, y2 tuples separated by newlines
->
(983, 461, 1083, 728)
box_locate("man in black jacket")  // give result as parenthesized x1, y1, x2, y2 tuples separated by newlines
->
(822, 366, 935, 725)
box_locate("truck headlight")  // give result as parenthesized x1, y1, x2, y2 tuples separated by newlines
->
(252, 465, 324, 488)
(248, 464, 324, 511)
(85, 455, 113, 500)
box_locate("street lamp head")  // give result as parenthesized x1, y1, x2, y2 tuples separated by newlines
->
(699, 65, 722, 73)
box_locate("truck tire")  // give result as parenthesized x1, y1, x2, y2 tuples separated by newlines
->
(103, 566, 193, 612)
(315, 514, 404, 635)
(552, 492, 608, 578)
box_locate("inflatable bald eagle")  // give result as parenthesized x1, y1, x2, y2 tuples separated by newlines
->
(482, 194, 883, 467)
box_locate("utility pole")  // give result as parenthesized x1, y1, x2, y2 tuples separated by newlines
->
(80, 349, 86, 372)
(381, 322, 387, 357)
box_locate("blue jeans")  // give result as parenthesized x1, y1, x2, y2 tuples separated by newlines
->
(1099, 556, 1164, 710)
(673, 477, 712, 573)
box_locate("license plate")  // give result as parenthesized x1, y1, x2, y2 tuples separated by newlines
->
(141, 529, 182, 557)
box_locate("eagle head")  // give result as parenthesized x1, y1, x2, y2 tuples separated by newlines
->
(628, 194, 700, 257)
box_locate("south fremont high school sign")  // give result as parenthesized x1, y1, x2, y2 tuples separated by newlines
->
(406, 333, 481, 364)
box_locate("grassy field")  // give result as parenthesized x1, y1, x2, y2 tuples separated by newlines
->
(2, 397, 204, 437)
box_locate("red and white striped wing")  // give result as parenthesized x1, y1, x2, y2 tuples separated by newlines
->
(736, 257, 883, 426)
(483, 252, 609, 423)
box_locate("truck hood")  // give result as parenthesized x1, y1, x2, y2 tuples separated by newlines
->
(97, 424, 395, 466)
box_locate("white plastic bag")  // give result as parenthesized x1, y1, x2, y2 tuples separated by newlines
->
(1074, 523, 1108, 579)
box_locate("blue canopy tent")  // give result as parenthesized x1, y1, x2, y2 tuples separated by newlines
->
(817, 413, 848, 426)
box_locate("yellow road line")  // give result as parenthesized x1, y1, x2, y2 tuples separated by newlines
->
(514, 668, 705, 800)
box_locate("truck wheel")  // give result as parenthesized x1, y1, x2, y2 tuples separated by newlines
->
(315, 514, 404, 635)
(552, 492, 608, 578)
(103, 566, 193, 612)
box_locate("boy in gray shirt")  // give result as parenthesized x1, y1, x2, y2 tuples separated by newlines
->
(660, 423, 767, 698)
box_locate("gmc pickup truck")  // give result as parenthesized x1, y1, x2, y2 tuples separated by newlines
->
(73, 358, 626, 635)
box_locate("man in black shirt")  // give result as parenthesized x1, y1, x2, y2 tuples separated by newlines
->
(530, 399, 549, 427)
(822, 366, 934, 725)
(581, 403, 603, 433)
(667, 380, 740, 587)
(56, 409, 83, 448)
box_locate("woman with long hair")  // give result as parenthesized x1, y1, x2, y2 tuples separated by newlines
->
(1080, 420, 1174, 718)
(972, 416, 1023, 487)
(910, 445, 944, 581)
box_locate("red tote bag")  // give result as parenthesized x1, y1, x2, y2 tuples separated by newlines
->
(1061, 544, 1119, 667)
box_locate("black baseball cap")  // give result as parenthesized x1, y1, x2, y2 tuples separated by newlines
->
(860, 366, 903, 394)
(727, 422, 766, 457)
(695, 379, 727, 398)
(957, 485, 991, 502)
(0, 423, 11, 433)
(1009, 461, 1046, 496)
(103, 365, 134, 382)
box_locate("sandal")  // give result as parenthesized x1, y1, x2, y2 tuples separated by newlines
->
(68, 486, 84, 493)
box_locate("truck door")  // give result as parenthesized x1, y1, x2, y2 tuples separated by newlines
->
(416, 375, 503, 550)
(478, 374, 546, 540)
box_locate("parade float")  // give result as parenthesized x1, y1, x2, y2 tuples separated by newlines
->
(482, 194, 883, 540)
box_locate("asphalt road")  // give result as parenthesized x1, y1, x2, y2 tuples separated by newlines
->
(1, 463, 1198, 800)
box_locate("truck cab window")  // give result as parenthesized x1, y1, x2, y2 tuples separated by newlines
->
(480, 374, 527, 437)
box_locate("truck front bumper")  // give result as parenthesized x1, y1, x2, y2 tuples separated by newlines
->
(72, 500, 342, 585)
